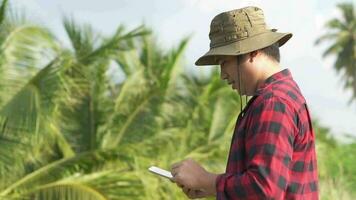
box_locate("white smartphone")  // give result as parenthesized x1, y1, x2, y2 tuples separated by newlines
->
(148, 166, 173, 180)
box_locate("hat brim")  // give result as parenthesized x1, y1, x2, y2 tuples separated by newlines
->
(195, 31, 292, 66)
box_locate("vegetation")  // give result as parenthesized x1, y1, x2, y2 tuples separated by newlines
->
(315, 2, 356, 102)
(0, 0, 355, 199)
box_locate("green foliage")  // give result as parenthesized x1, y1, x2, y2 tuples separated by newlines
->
(314, 121, 356, 199)
(0, 0, 7, 25)
(315, 2, 356, 102)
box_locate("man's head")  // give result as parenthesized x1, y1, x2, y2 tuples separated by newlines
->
(195, 6, 292, 95)
(218, 43, 281, 96)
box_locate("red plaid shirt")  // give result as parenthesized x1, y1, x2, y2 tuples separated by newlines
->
(216, 69, 319, 200)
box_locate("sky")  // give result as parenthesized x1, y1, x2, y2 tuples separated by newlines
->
(10, 0, 356, 140)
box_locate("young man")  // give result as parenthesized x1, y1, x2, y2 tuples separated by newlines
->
(171, 6, 319, 200)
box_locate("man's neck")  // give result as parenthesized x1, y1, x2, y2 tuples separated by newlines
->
(255, 62, 281, 92)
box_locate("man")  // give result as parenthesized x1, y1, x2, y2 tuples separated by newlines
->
(171, 6, 319, 200)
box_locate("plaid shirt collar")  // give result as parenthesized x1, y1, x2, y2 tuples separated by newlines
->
(254, 68, 292, 96)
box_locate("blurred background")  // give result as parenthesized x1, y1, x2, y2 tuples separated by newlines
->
(0, 0, 355, 199)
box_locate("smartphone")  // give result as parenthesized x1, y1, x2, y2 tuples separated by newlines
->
(148, 166, 173, 180)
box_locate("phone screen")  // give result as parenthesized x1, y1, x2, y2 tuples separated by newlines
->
(148, 166, 173, 180)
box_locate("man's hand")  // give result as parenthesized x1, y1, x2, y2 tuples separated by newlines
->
(171, 158, 218, 199)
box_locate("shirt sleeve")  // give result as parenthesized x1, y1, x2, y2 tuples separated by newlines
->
(216, 95, 296, 200)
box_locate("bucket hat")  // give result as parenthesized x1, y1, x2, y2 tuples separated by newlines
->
(195, 6, 292, 66)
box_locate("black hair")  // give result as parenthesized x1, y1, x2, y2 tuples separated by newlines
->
(259, 43, 280, 62)
(236, 43, 280, 63)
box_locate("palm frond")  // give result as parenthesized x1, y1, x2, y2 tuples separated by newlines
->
(337, 3, 355, 25)
(103, 36, 189, 148)
(0, 149, 139, 200)
(0, 56, 76, 185)
(55, 21, 149, 152)
(315, 2, 356, 102)
(0, 56, 72, 137)
(81, 24, 149, 65)
(162, 36, 190, 94)
(102, 68, 155, 148)
(0, 0, 8, 25)
(0, 24, 60, 107)
(325, 18, 347, 30)
(314, 32, 338, 45)
(63, 17, 97, 60)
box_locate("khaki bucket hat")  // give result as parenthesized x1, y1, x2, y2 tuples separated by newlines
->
(195, 6, 292, 66)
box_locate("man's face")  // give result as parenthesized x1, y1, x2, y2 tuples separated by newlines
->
(218, 55, 252, 95)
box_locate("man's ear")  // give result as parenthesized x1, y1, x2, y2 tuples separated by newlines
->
(249, 51, 258, 62)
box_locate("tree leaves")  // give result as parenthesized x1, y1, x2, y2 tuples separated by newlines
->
(315, 2, 356, 102)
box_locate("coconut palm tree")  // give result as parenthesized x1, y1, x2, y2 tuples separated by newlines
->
(315, 2, 356, 102)
(0, 1, 150, 198)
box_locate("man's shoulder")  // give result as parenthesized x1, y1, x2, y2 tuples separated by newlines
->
(265, 76, 306, 107)
(252, 80, 306, 114)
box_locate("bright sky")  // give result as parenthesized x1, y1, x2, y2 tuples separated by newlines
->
(11, 0, 356, 140)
